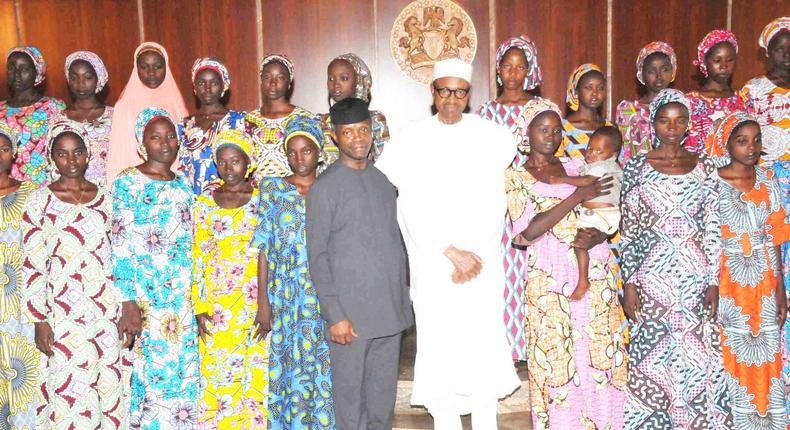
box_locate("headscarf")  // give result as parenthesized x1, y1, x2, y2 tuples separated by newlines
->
(0, 122, 18, 154)
(495, 35, 542, 91)
(48, 120, 91, 160)
(332, 53, 373, 102)
(704, 111, 756, 166)
(283, 114, 324, 151)
(191, 57, 231, 96)
(649, 88, 691, 146)
(105, 42, 188, 182)
(7, 46, 46, 86)
(759, 17, 790, 50)
(134, 107, 176, 159)
(212, 129, 256, 178)
(64, 51, 109, 92)
(566, 63, 603, 111)
(694, 30, 738, 77)
(636, 41, 677, 85)
(260, 54, 294, 84)
(515, 98, 561, 153)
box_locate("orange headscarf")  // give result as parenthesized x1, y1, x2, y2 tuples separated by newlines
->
(704, 110, 757, 167)
(105, 42, 188, 182)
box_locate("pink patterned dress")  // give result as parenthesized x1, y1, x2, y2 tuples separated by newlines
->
(506, 157, 627, 429)
(616, 100, 651, 166)
(685, 92, 745, 153)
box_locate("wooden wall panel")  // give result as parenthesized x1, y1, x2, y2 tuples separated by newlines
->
(16, 0, 140, 105)
(0, 0, 19, 100)
(143, 0, 260, 112)
(495, 0, 607, 116)
(611, 0, 726, 110)
(731, 0, 790, 89)
(261, 0, 375, 117)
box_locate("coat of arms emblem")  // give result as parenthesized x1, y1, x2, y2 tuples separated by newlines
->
(390, 0, 477, 84)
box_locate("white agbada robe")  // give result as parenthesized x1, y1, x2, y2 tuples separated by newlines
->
(376, 113, 520, 412)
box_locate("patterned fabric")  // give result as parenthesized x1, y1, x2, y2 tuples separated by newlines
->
(230, 107, 312, 182)
(47, 119, 90, 157)
(620, 154, 730, 429)
(0, 97, 65, 186)
(559, 119, 613, 159)
(686, 93, 746, 155)
(0, 181, 39, 430)
(566, 63, 602, 112)
(703, 110, 756, 167)
(111, 168, 199, 430)
(64, 51, 108, 92)
(0, 121, 18, 153)
(49, 107, 114, 187)
(260, 54, 294, 83)
(616, 100, 651, 165)
(7, 47, 46, 86)
(770, 160, 790, 418)
(506, 157, 627, 429)
(178, 110, 245, 195)
(22, 186, 124, 429)
(514, 98, 561, 155)
(740, 76, 790, 162)
(759, 17, 790, 50)
(284, 113, 324, 150)
(191, 57, 230, 96)
(694, 30, 738, 78)
(718, 166, 790, 429)
(649, 89, 691, 148)
(192, 190, 268, 429)
(332, 53, 373, 103)
(252, 178, 334, 429)
(135, 107, 175, 159)
(636, 41, 677, 86)
(318, 110, 388, 165)
(495, 35, 542, 90)
(213, 127, 258, 176)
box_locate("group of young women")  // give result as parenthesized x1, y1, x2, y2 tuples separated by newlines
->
(0, 13, 788, 430)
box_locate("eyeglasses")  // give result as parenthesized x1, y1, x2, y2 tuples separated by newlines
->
(433, 84, 470, 99)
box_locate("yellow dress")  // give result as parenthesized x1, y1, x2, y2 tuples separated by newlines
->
(191, 190, 268, 429)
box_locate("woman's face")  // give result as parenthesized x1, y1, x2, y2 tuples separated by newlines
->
(653, 102, 689, 146)
(285, 135, 319, 177)
(7, 52, 36, 93)
(215, 146, 250, 186)
(0, 136, 15, 174)
(527, 111, 563, 156)
(727, 122, 761, 166)
(136, 50, 166, 89)
(327, 59, 356, 103)
(577, 72, 605, 110)
(142, 118, 179, 166)
(642, 52, 673, 93)
(51, 133, 89, 179)
(768, 32, 790, 72)
(67, 60, 98, 99)
(261, 61, 290, 101)
(499, 47, 528, 91)
(194, 68, 224, 105)
(704, 42, 736, 84)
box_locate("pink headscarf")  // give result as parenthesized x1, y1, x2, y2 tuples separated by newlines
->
(693, 30, 738, 77)
(105, 42, 188, 182)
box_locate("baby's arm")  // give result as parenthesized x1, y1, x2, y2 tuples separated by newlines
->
(550, 174, 598, 186)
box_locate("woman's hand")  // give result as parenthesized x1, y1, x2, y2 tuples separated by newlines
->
(195, 312, 212, 342)
(572, 175, 613, 203)
(254, 307, 273, 342)
(703, 285, 719, 320)
(622, 283, 641, 323)
(118, 301, 142, 348)
(34, 322, 55, 357)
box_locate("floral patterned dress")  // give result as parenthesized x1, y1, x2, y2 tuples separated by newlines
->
(620, 155, 730, 429)
(252, 178, 334, 430)
(21, 186, 123, 429)
(506, 157, 627, 429)
(50, 106, 114, 187)
(0, 181, 39, 430)
(616, 100, 651, 166)
(685, 93, 746, 154)
(717, 166, 790, 429)
(768, 160, 790, 418)
(0, 97, 65, 186)
(111, 168, 199, 430)
(178, 111, 245, 195)
(191, 190, 268, 429)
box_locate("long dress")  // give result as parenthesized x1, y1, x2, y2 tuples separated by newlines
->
(477, 98, 536, 361)
(50, 106, 114, 187)
(21, 186, 123, 429)
(111, 168, 199, 430)
(252, 178, 334, 430)
(620, 154, 730, 429)
(741, 76, 790, 163)
(506, 157, 627, 429)
(178, 111, 245, 195)
(717, 166, 790, 428)
(685, 93, 746, 154)
(615, 100, 651, 166)
(0, 97, 65, 186)
(192, 190, 268, 429)
(230, 107, 312, 183)
(768, 160, 790, 418)
(0, 181, 40, 430)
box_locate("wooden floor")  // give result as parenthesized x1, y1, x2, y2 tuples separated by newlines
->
(393, 329, 533, 429)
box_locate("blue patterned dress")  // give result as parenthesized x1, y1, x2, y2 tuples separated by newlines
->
(111, 168, 199, 430)
(771, 160, 790, 418)
(252, 177, 334, 429)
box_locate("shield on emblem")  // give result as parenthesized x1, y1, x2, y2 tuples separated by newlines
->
(422, 29, 445, 60)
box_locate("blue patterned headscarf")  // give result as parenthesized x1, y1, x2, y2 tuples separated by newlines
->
(135, 107, 176, 158)
(649, 88, 691, 146)
(283, 114, 324, 151)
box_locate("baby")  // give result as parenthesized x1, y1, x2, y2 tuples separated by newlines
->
(551, 126, 623, 300)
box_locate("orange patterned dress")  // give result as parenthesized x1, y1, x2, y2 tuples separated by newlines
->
(718, 166, 790, 428)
